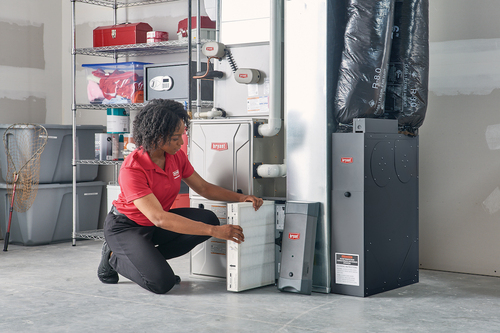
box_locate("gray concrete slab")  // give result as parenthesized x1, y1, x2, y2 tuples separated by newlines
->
(1, 241, 499, 332)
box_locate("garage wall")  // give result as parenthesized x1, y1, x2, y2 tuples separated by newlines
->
(419, 0, 500, 276)
(3, 0, 500, 276)
(0, 0, 62, 124)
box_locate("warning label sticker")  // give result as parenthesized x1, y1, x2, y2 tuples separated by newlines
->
(335, 253, 360, 286)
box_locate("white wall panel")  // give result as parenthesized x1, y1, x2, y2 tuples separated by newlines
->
(419, 0, 500, 277)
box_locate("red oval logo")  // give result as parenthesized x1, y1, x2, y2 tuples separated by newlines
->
(211, 142, 228, 151)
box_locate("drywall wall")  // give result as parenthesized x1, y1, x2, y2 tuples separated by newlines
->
(419, 0, 500, 276)
(0, 0, 62, 124)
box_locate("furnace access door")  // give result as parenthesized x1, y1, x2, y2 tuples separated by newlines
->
(189, 119, 253, 196)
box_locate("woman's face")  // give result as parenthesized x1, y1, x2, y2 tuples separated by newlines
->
(161, 121, 185, 155)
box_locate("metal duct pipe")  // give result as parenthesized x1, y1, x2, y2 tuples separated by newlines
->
(258, 0, 283, 137)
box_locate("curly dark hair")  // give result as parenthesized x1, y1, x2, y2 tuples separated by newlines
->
(133, 99, 190, 153)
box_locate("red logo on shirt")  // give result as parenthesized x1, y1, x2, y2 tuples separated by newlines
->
(341, 157, 353, 164)
(173, 170, 180, 179)
(289, 233, 300, 240)
(211, 143, 228, 151)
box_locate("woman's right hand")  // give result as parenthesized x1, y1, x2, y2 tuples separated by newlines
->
(213, 224, 245, 244)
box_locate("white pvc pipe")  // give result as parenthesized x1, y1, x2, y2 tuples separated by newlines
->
(258, 0, 283, 137)
(195, 108, 224, 119)
(257, 163, 287, 178)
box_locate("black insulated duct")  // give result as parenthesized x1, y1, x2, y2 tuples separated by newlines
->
(334, 0, 396, 127)
(384, 0, 429, 134)
(333, 0, 429, 134)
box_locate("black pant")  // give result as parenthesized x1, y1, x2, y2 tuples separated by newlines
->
(103, 207, 220, 294)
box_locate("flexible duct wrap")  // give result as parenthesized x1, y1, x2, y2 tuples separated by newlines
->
(333, 0, 429, 133)
(334, 0, 396, 125)
(384, 0, 429, 132)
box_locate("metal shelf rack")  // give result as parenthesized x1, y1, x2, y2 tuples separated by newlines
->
(76, 100, 212, 110)
(75, 39, 212, 58)
(76, 159, 123, 165)
(75, 0, 178, 7)
(71, 0, 202, 244)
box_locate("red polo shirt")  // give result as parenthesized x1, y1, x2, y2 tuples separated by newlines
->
(113, 148, 194, 226)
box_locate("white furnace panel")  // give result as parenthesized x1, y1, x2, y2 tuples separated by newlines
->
(190, 120, 253, 196)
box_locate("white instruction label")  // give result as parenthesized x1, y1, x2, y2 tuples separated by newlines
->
(247, 96, 269, 113)
(335, 253, 360, 286)
(247, 96, 260, 112)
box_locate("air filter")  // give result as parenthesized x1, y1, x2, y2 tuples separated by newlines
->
(227, 200, 275, 292)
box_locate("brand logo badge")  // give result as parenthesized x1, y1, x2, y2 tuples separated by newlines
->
(289, 233, 300, 240)
(239, 74, 248, 78)
(211, 143, 228, 151)
(341, 157, 353, 164)
(172, 170, 180, 179)
(206, 47, 214, 51)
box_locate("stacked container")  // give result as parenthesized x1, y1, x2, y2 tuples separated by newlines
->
(0, 124, 106, 245)
(105, 108, 130, 212)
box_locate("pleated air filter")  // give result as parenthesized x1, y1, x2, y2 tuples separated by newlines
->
(227, 200, 275, 292)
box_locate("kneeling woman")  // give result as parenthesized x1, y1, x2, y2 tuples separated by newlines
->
(97, 99, 263, 294)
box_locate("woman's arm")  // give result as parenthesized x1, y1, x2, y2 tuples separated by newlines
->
(183, 171, 263, 210)
(133, 193, 245, 243)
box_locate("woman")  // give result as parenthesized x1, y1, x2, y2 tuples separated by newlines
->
(97, 99, 263, 294)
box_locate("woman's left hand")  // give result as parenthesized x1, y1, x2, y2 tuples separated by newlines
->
(240, 195, 264, 211)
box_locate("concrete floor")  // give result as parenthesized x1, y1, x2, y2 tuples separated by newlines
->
(1, 241, 500, 333)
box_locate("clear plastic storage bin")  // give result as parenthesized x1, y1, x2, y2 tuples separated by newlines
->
(82, 61, 151, 104)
